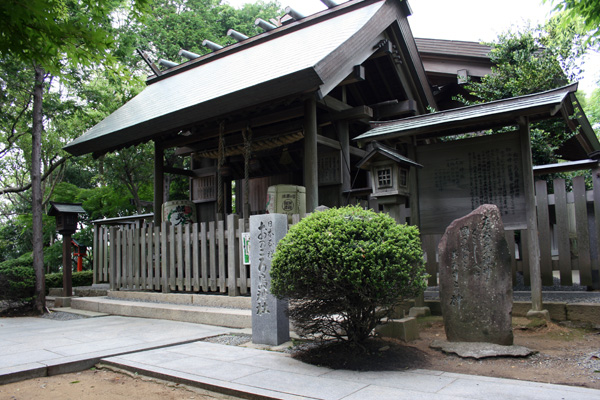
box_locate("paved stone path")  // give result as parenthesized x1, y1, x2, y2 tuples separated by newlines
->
(1, 315, 599, 399)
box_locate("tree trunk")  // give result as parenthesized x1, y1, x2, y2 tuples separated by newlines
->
(32, 65, 45, 314)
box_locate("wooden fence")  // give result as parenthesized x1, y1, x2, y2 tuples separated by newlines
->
(94, 214, 250, 294)
(422, 175, 599, 288)
(94, 174, 600, 293)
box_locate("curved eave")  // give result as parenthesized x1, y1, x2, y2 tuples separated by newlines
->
(355, 83, 594, 145)
(64, 68, 322, 156)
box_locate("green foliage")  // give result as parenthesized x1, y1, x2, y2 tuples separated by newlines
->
(0, 253, 34, 269)
(457, 21, 594, 165)
(271, 206, 427, 345)
(45, 270, 94, 289)
(119, 0, 282, 67)
(546, 0, 600, 46)
(0, 0, 152, 76)
(0, 265, 36, 303)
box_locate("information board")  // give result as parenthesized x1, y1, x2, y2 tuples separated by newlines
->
(416, 132, 526, 234)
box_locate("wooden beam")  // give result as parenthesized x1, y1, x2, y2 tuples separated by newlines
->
(163, 166, 195, 177)
(317, 96, 352, 112)
(162, 106, 305, 149)
(330, 105, 373, 121)
(316, 134, 366, 157)
(137, 49, 161, 77)
(374, 99, 417, 119)
(175, 120, 304, 156)
(338, 65, 366, 86)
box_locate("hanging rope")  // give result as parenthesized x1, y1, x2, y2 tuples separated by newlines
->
(217, 121, 225, 215)
(242, 125, 253, 219)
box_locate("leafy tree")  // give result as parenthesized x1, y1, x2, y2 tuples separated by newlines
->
(117, 0, 281, 68)
(460, 19, 593, 165)
(0, 0, 151, 313)
(271, 206, 427, 346)
(546, 0, 600, 45)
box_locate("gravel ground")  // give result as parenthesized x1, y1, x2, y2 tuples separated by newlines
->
(41, 310, 88, 320)
(201, 333, 252, 346)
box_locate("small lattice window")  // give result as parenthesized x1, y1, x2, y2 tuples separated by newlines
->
(377, 167, 392, 188)
(399, 168, 408, 187)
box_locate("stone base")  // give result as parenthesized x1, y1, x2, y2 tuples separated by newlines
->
(526, 309, 551, 321)
(430, 340, 535, 359)
(375, 317, 419, 342)
(408, 306, 431, 318)
(53, 297, 72, 308)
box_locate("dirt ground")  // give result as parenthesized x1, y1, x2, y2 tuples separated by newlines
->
(295, 316, 600, 389)
(0, 367, 240, 400)
(413, 316, 600, 389)
(2, 316, 599, 399)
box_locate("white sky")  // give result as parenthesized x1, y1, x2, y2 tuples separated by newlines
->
(224, 0, 599, 94)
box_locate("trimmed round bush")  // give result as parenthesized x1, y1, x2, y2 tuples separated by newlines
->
(271, 206, 427, 345)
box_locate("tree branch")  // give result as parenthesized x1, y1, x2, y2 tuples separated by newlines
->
(0, 156, 70, 195)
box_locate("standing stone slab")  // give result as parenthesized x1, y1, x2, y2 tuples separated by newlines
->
(438, 204, 513, 345)
(250, 214, 290, 346)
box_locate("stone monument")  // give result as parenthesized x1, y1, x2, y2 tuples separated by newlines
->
(249, 213, 290, 346)
(438, 204, 513, 345)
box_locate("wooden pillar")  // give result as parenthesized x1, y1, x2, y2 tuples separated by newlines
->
(62, 234, 72, 297)
(154, 141, 164, 225)
(518, 118, 545, 315)
(304, 96, 318, 211)
(593, 163, 600, 289)
(408, 138, 420, 227)
(338, 120, 351, 206)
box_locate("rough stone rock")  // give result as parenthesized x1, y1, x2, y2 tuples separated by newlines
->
(430, 340, 535, 359)
(438, 204, 514, 345)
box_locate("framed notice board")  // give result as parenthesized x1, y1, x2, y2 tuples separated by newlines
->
(416, 132, 526, 234)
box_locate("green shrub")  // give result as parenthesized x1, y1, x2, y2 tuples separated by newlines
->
(0, 253, 34, 269)
(45, 272, 62, 289)
(271, 206, 427, 345)
(72, 270, 94, 287)
(45, 270, 94, 289)
(0, 265, 35, 303)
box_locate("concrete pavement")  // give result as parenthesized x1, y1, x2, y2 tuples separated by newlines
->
(1, 315, 599, 399)
(0, 315, 231, 384)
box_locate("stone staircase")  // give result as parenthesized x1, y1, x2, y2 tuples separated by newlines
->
(67, 291, 252, 328)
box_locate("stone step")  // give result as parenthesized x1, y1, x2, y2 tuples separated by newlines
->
(106, 290, 251, 309)
(48, 285, 110, 297)
(70, 297, 252, 328)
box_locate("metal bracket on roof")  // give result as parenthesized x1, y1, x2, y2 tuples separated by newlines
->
(137, 48, 161, 77)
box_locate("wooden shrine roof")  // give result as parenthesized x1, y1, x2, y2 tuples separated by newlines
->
(355, 83, 600, 160)
(64, 0, 433, 157)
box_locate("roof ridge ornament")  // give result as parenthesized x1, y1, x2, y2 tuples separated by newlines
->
(202, 39, 223, 51)
(227, 29, 249, 42)
(285, 6, 306, 20)
(320, 0, 339, 8)
(255, 18, 277, 31)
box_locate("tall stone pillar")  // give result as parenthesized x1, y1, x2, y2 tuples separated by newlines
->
(250, 213, 290, 345)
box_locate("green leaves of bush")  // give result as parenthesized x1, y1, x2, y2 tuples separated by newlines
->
(271, 206, 427, 344)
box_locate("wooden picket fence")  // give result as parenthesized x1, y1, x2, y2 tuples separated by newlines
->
(94, 174, 600, 292)
(422, 175, 599, 288)
(94, 214, 251, 294)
